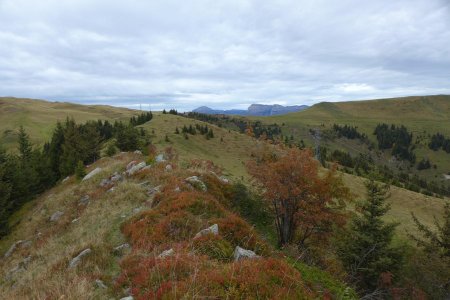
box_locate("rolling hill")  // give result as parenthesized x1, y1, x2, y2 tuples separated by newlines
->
(246, 95, 450, 192)
(0, 97, 139, 150)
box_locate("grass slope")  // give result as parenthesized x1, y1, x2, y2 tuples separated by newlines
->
(253, 95, 450, 184)
(0, 97, 139, 150)
(144, 113, 447, 236)
(141, 113, 261, 180)
(264, 95, 450, 136)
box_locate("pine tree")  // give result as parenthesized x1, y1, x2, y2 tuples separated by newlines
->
(75, 160, 86, 180)
(336, 180, 403, 293)
(18, 126, 32, 161)
(106, 143, 117, 157)
(174, 127, 180, 134)
(0, 148, 12, 237)
(409, 202, 450, 258)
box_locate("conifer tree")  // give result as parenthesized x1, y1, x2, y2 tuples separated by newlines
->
(75, 160, 86, 180)
(0, 148, 12, 237)
(336, 180, 403, 293)
(410, 203, 450, 258)
(18, 126, 32, 161)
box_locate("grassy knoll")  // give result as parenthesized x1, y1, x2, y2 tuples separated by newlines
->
(0, 97, 139, 150)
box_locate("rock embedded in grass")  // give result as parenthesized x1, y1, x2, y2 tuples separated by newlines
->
(126, 162, 146, 176)
(68, 248, 92, 268)
(185, 176, 207, 191)
(82, 167, 102, 181)
(4, 240, 23, 258)
(78, 195, 90, 206)
(194, 224, 219, 238)
(113, 243, 131, 255)
(49, 211, 64, 222)
(158, 248, 174, 259)
(95, 279, 107, 289)
(233, 246, 260, 261)
(155, 154, 166, 163)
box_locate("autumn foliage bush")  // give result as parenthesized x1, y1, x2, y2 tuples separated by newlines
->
(117, 254, 313, 299)
(116, 166, 316, 298)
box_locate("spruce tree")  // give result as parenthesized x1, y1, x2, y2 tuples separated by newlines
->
(18, 126, 32, 160)
(410, 203, 450, 258)
(0, 148, 12, 237)
(337, 180, 403, 293)
(75, 160, 86, 180)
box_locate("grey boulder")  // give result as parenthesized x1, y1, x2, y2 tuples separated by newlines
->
(233, 246, 260, 261)
(82, 167, 102, 181)
(68, 248, 92, 268)
(194, 224, 219, 238)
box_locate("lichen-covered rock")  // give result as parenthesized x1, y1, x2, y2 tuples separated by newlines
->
(50, 211, 64, 222)
(95, 279, 107, 289)
(147, 185, 161, 196)
(134, 150, 142, 155)
(78, 195, 90, 206)
(158, 248, 174, 259)
(126, 160, 138, 171)
(194, 224, 219, 238)
(111, 172, 123, 182)
(165, 164, 173, 171)
(185, 176, 207, 191)
(82, 167, 102, 181)
(126, 162, 146, 176)
(99, 178, 112, 187)
(155, 154, 166, 163)
(4, 240, 23, 258)
(68, 248, 91, 268)
(233, 246, 260, 261)
(113, 243, 131, 255)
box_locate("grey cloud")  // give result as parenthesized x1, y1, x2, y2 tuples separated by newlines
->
(0, 0, 449, 111)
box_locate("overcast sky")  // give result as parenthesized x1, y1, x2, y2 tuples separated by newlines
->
(0, 0, 449, 111)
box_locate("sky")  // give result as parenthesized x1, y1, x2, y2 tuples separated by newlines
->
(0, 0, 449, 111)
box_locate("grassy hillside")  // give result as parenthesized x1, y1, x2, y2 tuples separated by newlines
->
(0, 97, 139, 150)
(140, 113, 261, 180)
(249, 95, 450, 189)
(263, 95, 450, 136)
(0, 152, 357, 299)
(142, 113, 447, 236)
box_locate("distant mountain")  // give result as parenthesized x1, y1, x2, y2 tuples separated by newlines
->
(192, 104, 309, 116)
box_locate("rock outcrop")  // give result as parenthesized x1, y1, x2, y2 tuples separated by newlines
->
(158, 248, 174, 259)
(185, 176, 207, 191)
(194, 224, 219, 238)
(50, 211, 64, 222)
(68, 248, 92, 268)
(233, 246, 259, 261)
(82, 168, 102, 181)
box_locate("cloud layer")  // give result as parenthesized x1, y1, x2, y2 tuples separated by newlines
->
(0, 0, 449, 110)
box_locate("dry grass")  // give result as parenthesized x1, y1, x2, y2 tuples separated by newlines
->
(0, 152, 150, 299)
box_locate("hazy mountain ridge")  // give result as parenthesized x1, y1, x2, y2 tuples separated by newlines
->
(193, 103, 309, 116)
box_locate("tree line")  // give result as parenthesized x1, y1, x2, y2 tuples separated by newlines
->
(374, 123, 415, 163)
(429, 132, 450, 153)
(332, 124, 368, 141)
(0, 113, 151, 237)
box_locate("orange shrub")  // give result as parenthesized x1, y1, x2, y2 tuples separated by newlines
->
(212, 214, 270, 255)
(173, 258, 312, 299)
